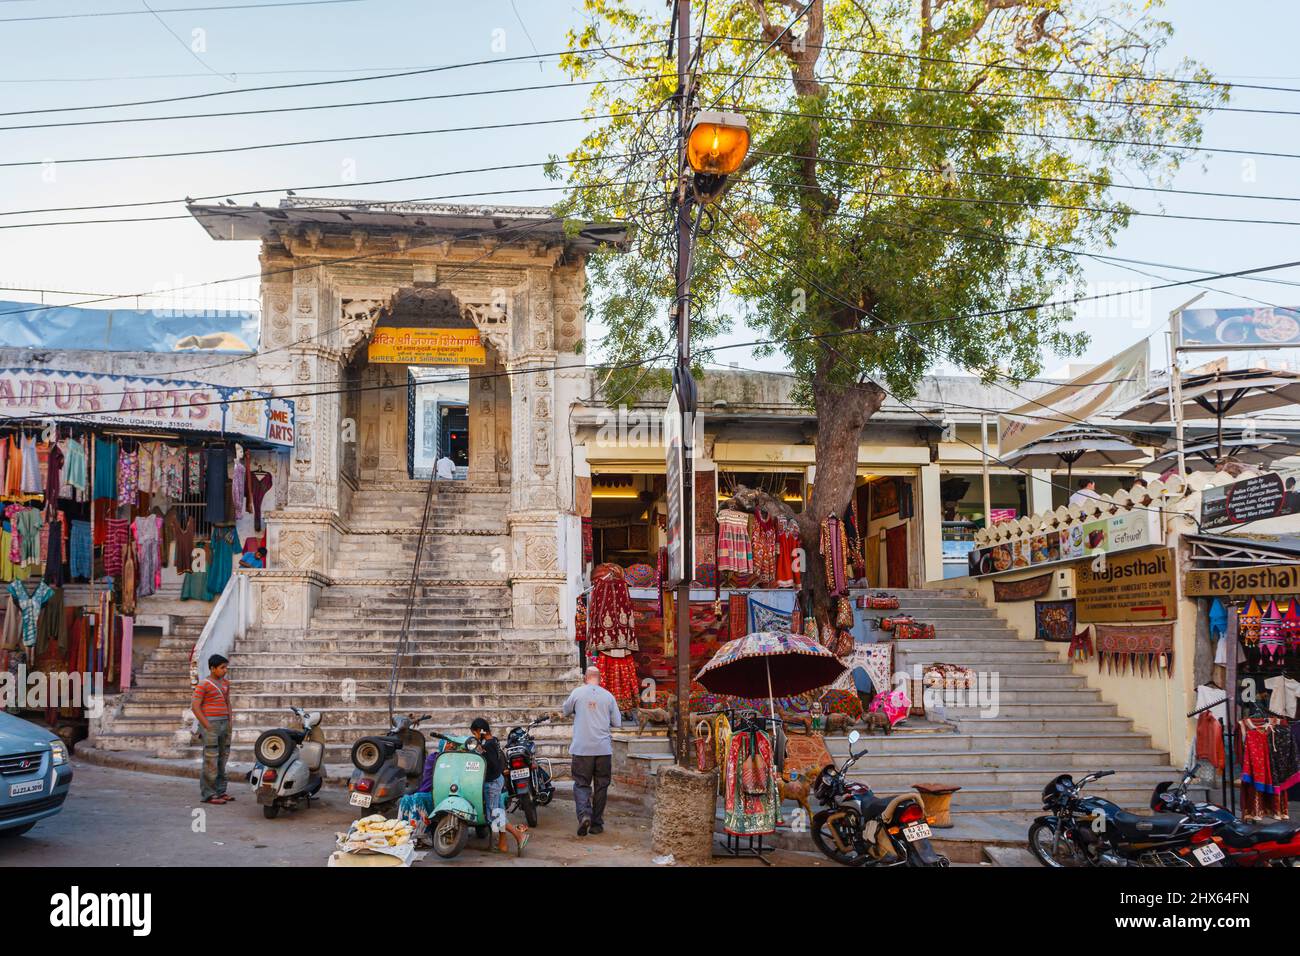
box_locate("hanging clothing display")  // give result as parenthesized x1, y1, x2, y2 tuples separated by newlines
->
(92, 437, 117, 500)
(103, 518, 129, 577)
(136, 443, 156, 495)
(118, 616, 134, 691)
(62, 436, 88, 498)
(43, 442, 64, 516)
(134, 515, 162, 599)
(7, 580, 52, 649)
(716, 510, 753, 575)
(723, 728, 778, 836)
(121, 545, 137, 616)
(69, 520, 91, 581)
(1265, 674, 1300, 718)
(36, 587, 66, 655)
(586, 563, 636, 653)
(232, 456, 247, 520)
(117, 447, 139, 507)
(157, 446, 186, 499)
(820, 514, 850, 596)
(166, 508, 195, 573)
(19, 435, 42, 494)
(749, 508, 777, 585)
(4, 436, 21, 497)
(205, 525, 241, 599)
(1240, 717, 1293, 820)
(43, 515, 65, 587)
(249, 470, 274, 531)
(15, 507, 40, 568)
(595, 651, 638, 712)
(205, 447, 228, 524)
(774, 517, 801, 588)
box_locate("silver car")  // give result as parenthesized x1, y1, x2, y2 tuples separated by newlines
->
(0, 712, 72, 838)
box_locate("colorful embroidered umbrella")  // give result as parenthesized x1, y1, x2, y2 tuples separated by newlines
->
(696, 631, 846, 699)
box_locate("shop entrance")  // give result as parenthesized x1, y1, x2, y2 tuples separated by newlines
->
(857, 474, 919, 588)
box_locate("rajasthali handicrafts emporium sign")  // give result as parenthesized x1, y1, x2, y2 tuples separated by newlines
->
(1074, 547, 1176, 624)
(1185, 563, 1300, 597)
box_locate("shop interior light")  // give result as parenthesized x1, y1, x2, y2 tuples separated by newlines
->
(686, 111, 750, 177)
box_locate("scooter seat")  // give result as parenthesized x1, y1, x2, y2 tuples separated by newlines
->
(286, 729, 306, 744)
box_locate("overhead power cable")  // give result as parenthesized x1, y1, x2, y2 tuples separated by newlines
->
(0, 39, 666, 118)
(0, 108, 660, 169)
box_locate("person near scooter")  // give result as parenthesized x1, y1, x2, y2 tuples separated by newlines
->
(470, 718, 530, 854)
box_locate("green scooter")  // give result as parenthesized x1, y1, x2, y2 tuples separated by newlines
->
(425, 732, 499, 859)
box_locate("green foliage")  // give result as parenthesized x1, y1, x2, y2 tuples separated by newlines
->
(558, 0, 1222, 407)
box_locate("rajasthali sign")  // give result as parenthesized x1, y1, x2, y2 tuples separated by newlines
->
(0, 368, 295, 448)
(1181, 307, 1300, 350)
(1075, 547, 1176, 623)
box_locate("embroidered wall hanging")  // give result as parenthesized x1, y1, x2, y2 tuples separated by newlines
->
(1034, 599, 1076, 643)
(994, 572, 1052, 603)
(1095, 622, 1175, 676)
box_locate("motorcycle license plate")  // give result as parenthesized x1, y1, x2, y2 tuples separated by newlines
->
(349, 791, 372, 808)
(903, 823, 932, 842)
(256, 787, 277, 805)
(1193, 843, 1225, 866)
(9, 780, 43, 797)
(510, 768, 530, 780)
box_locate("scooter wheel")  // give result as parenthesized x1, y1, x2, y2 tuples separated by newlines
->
(520, 795, 538, 828)
(263, 804, 281, 819)
(432, 815, 468, 858)
(254, 730, 295, 768)
(351, 737, 391, 774)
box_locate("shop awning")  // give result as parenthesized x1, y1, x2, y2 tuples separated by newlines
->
(0, 368, 295, 448)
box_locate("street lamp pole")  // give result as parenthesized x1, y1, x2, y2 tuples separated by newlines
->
(671, 0, 695, 767)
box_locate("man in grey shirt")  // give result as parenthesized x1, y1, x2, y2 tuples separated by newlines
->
(560, 666, 623, 836)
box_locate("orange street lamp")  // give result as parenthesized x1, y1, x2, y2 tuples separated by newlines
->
(685, 110, 750, 202)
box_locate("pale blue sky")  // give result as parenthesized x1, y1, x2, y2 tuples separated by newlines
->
(0, 0, 1297, 379)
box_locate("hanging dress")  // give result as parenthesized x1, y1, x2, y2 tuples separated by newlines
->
(93, 437, 118, 501)
(205, 525, 241, 599)
(117, 447, 139, 508)
(205, 448, 228, 524)
(62, 437, 88, 499)
(586, 563, 636, 653)
(716, 510, 753, 575)
(749, 508, 778, 585)
(723, 729, 778, 836)
(19, 435, 41, 494)
(821, 514, 850, 596)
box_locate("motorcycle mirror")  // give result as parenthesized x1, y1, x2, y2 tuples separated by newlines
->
(847, 730, 861, 746)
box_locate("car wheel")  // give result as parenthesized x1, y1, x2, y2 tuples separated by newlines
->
(254, 730, 295, 768)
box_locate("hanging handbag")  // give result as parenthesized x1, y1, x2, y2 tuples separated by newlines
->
(835, 597, 854, 629)
(830, 628, 855, 657)
(694, 720, 715, 773)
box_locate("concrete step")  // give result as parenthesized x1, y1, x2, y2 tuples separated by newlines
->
(843, 764, 1182, 791)
(846, 748, 1173, 770)
(948, 716, 1137, 735)
(889, 638, 1050, 654)
(938, 702, 1118, 719)
(230, 651, 574, 667)
(222, 664, 578, 682)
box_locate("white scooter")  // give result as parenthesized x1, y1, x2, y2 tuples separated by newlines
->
(249, 706, 325, 819)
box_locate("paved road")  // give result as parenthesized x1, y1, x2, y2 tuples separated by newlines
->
(0, 761, 673, 867)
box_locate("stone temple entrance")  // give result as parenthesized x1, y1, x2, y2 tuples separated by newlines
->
(188, 197, 625, 635)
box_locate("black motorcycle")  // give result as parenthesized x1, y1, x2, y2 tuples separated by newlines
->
(810, 730, 949, 867)
(1028, 770, 1223, 868)
(503, 715, 555, 827)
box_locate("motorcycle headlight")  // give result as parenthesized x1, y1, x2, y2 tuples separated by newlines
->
(49, 741, 68, 766)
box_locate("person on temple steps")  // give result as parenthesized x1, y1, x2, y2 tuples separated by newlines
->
(192, 655, 233, 805)
(561, 665, 622, 836)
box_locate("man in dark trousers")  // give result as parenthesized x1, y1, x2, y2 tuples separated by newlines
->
(560, 665, 622, 836)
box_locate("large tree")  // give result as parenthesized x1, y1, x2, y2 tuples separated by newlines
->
(556, 0, 1219, 611)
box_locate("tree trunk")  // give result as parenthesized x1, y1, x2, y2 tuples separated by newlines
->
(796, 375, 886, 621)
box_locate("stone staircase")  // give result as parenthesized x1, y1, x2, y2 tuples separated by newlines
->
(89, 480, 579, 774)
(851, 587, 1200, 816)
(90, 592, 213, 754)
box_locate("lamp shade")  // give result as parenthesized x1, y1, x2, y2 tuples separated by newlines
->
(686, 111, 750, 175)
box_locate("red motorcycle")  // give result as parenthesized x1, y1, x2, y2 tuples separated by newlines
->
(1152, 764, 1300, 867)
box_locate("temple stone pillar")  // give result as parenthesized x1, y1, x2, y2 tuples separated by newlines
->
(505, 268, 564, 632)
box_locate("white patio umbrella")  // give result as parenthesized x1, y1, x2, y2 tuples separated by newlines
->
(1001, 426, 1147, 482)
(1154, 431, 1291, 472)
(1120, 368, 1300, 461)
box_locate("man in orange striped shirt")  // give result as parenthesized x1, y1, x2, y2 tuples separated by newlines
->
(192, 655, 233, 805)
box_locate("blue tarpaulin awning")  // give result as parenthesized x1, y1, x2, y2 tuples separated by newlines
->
(0, 300, 258, 353)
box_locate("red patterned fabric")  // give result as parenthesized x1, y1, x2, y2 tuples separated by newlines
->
(588, 563, 636, 653)
(750, 509, 777, 585)
(596, 652, 639, 712)
(728, 593, 748, 641)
